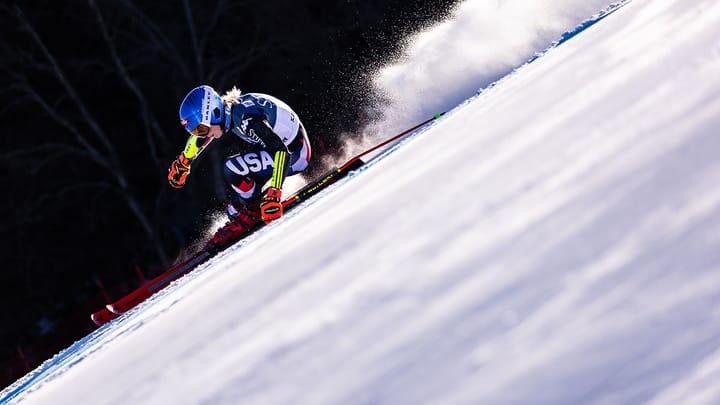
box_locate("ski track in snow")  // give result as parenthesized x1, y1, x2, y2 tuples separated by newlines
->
(4, 0, 720, 403)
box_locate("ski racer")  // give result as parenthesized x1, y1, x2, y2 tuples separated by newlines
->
(168, 85, 312, 245)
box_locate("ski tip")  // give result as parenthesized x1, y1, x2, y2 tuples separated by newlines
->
(91, 307, 119, 326)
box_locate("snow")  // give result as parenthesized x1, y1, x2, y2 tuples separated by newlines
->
(4, 0, 720, 403)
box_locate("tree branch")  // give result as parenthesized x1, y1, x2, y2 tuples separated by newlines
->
(119, 0, 192, 80)
(181, 0, 203, 79)
(89, 0, 166, 171)
(14, 5, 117, 157)
(20, 80, 113, 173)
(13, 5, 170, 265)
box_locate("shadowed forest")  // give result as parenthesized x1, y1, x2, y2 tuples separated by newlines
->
(0, 0, 457, 387)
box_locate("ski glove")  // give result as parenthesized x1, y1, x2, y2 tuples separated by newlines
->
(168, 154, 192, 188)
(260, 187, 283, 223)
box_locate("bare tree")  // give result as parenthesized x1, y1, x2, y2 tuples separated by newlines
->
(0, 0, 295, 266)
(7, 5, 170, 264)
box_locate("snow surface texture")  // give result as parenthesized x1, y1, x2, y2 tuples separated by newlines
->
(4, 0, 720, 403)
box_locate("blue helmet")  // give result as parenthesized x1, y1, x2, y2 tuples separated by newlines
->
(179, 85, 224, 135)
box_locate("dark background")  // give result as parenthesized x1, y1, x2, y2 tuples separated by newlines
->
(0, 0, 458, 389)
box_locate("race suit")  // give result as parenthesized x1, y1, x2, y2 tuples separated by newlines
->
(221, 93, 311, 215)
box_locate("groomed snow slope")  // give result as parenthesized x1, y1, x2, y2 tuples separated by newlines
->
(4, 0, 720, 403)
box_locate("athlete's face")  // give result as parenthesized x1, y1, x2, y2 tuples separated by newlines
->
(207, 124, 224, 139)
(192, 124, 224, 139)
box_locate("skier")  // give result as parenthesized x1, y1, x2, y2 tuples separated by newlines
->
(168, 85, 311, 245)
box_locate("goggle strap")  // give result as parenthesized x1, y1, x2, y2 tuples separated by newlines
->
(224, 104, 232, 130)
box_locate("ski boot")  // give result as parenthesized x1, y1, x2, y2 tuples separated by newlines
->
(205, 202, 261, 253)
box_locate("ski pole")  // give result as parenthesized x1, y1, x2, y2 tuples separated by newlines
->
(339, 112, 446, 170)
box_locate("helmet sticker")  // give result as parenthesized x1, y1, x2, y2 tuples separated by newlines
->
(202, 90, 212, 124)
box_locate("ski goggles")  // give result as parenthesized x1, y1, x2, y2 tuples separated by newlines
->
(189, 124, 210, 137)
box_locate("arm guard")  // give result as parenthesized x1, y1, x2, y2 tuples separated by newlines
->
(182, 135, 214, 160)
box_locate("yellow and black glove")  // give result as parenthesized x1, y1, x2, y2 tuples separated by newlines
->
(168, 154, 192, 188)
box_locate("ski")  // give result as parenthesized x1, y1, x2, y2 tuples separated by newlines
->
(106, 251, 213, 314)
(90, 307, 118, 325)
(90, 160, 363, 325)
(90, 113, 444, 326)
